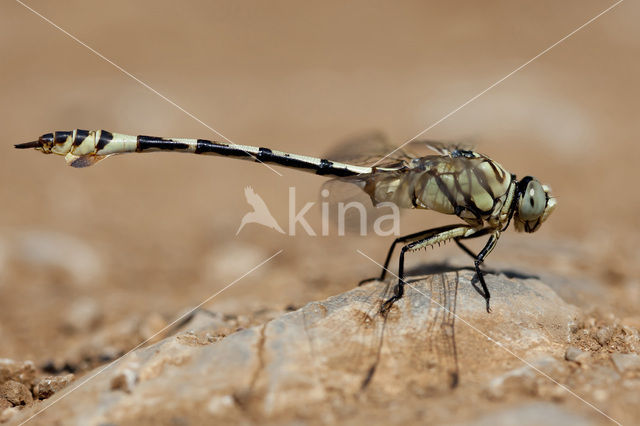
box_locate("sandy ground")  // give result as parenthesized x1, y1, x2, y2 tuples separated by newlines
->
(1, 0, 639, 424)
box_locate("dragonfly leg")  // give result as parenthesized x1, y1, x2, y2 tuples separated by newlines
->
(359, 224, 467, 286)
(453, 227, 490, 260)
(380, 245, 408, 313)
(455, 231, 500, 313)
(380, 225, 476, 314)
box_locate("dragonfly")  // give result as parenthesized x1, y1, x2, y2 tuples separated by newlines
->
(15, 129, 556, 312)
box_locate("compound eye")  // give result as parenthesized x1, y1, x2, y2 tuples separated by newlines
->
(519, 180, 546, 221)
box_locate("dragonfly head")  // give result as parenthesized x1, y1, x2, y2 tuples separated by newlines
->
(514, 176, 556, 233)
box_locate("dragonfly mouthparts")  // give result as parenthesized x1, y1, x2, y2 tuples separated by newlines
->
(14, 141, 41, 149)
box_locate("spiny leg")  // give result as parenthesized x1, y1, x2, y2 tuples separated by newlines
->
(359, 224, 467, 286)
(379, 225, 478, 314)
(455, 231, 500, 313)
(453, 227, 491, 260)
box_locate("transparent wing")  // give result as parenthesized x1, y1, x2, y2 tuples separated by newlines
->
(319, 134, 480, 233)
(323, 131, 416, 167)
(324, 131, 476, 168)
(402, 139, 475, 157)
(320, 172, 404, 235)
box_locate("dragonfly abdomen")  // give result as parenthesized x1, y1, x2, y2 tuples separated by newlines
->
(18, 129, 373, 177)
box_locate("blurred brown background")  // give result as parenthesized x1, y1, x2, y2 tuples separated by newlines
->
(1, 0, 638, 370)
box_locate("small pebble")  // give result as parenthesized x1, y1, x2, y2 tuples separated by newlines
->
(33, 374, 74, 399)
(0, 380, 33, 406)
(596, 326, 612, 346)
(110, 368, 138, 393)
(0, 359, 36, 384)
(564, 346, 590, 365)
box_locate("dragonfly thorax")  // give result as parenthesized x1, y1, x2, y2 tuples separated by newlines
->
(414, 156, 513, 227)
(362, 154, 517, 228)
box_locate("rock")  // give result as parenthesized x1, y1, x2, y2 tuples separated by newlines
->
(0, 380, 32, 406)
(14, 231, 103, 287)
(485, 357, 569, 400)
(110, 367, 139, 394)
(33, 375, 74, 399)
(173, 309, 238, 346)
(10, 272, 580, 424)
(595, 326, 612, 346)
(565, 346, 590, 365)
(466, 402, 596, 426)
(583, 365, 621, 388)
(0, 359, 36, 385)
(611, 353, 640, 373)
(174, 309, 231, 334)
(51, 309, 238, 377)
(485, 367, 538, 400)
